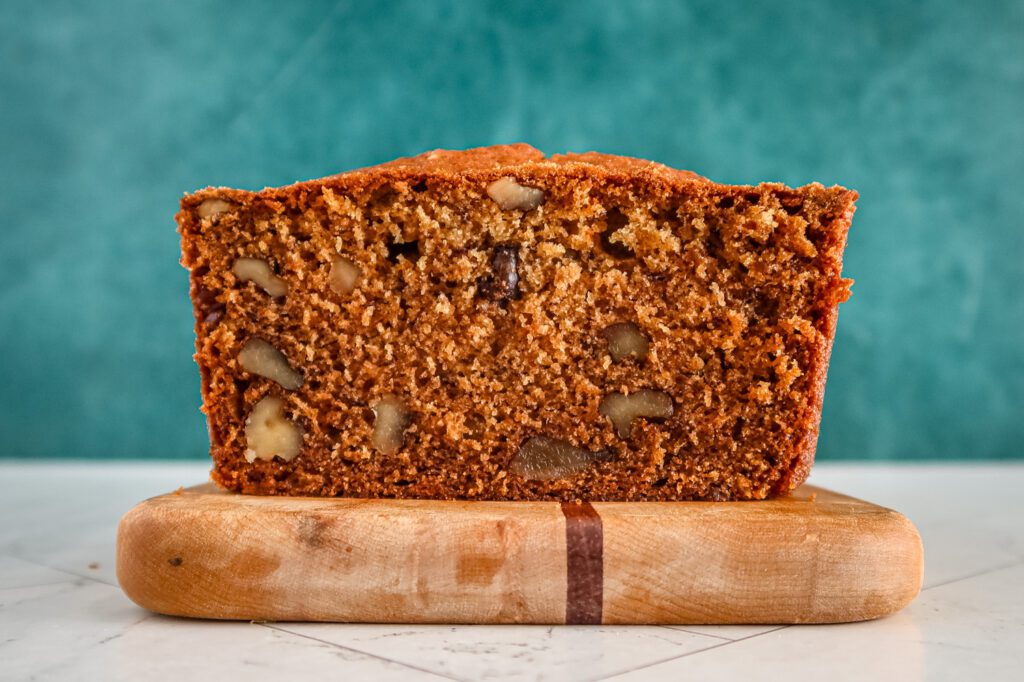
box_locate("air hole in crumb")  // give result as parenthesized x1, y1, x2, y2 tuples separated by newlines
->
(428, 274, 460, 291)
(745, 236, 765, 252)
(751, 291, 779, 320)
(233, 378, 250, 416)
(780, 194, 804, 215)
(203, 307, 225, 327)
(491, 333, 512, 357)
(387, 239, 420, 263)
(717, 196, 735, 209)
(732, 417, 746, 440)
(707, 487, 729, 502)
(744, 193, 761, 205)
(598, 209, 634, 259)
(371, 187, 398, 206)
(195, 285, 226, 327)
(411, 181, 428, 193)
(652, 477, 668, 488)
(464, 413, 486, 440)
(706, 228, 727, 264)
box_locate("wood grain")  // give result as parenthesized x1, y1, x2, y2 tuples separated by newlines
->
(116, 484, 922, 624)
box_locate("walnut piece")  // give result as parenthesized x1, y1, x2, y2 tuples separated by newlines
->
(329, 256, 361, 295)
(232, 257, 288, 297)
(599, 390, 674, 439)
(244, 396, 302, 463)
(197, 198, 233, 219)
(510, 436, 606, 481)
(372, 396, 412, 455)
(238, 338, 303, 390)
(602, 322, 649, 362)
(486, 177, 544, 211)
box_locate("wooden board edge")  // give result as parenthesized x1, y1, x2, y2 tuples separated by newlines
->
(116, 485, 925, 625)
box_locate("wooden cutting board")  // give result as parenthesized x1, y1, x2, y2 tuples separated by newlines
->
(116, 483, 922, 625)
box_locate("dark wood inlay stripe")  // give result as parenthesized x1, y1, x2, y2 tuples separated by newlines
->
(561, 501, 603, 625)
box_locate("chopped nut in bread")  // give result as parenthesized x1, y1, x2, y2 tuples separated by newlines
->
(232, 257, 288, 298)
(511, 436, 607, 481)
(197, 198, 233, 219)
(600, 390, 674, 439)
(486, 177, 545, 211)
(329, 256, 361, 295)
(602, 322, 649, 362)
(238, 339, 303, 390)
(372, 396, 412, 455)
(244, 396, 302, 462)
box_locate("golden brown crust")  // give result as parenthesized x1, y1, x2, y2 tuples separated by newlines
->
(348, 143, 547, 175)
(178, 145, 855, 500)
(184, 145, 717, 208)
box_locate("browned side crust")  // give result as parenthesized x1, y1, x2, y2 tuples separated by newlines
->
(178, 144, 856, 500)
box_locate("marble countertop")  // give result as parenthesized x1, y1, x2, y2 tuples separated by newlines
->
(1, 462, 1021, 681)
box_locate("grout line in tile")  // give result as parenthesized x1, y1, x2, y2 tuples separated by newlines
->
(260, 623, 464, 682)
(19, 613, 156, 682)
(922, 558, 1024, 592)
(659, 625, 735, 642)
(97, 613, 155, 646)
(5, 555, 115, 588)
(0, 579, 72, 592)
(594, 625, 789, 681)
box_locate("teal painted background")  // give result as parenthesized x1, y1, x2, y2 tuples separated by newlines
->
(1, 0, 1021, 460)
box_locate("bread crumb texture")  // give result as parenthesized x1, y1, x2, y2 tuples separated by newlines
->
(177, 144, 856, 500)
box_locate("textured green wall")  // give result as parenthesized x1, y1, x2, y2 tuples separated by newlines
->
(1, 0, 1021, 460)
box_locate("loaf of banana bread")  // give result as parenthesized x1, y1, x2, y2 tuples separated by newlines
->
(177, 144, 856, 500)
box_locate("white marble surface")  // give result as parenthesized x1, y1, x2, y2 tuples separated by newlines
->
(1, 462, 1022, 681)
